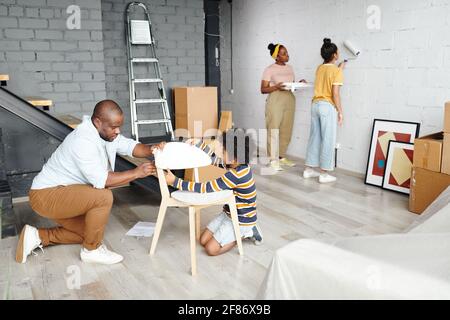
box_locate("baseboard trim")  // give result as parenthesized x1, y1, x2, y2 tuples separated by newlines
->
(259, 150, 365, 179)
(286, 154, 365, 179)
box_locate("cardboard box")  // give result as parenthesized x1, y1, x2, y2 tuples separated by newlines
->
(442, 133, 450, 175)
(174, 87, 218, 138)
(444, 102, 450, 133)
(409, 167, 450, 214)
(413, 132, 443, 172)
(184, 165, 226, 182)
(218, 111, 233, 133)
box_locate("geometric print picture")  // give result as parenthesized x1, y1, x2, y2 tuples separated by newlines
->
(382, 141, 415, 194)
(365, 119, 420, 187)
(372, 131, 412, 177)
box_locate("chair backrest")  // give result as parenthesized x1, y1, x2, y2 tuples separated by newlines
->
(154, 142, 211, 198)
(154, 142, 211, 169)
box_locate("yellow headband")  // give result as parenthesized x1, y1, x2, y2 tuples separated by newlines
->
(271, 44, 281, 59)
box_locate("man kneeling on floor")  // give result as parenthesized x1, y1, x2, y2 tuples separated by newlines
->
(16, 100, 165, 265)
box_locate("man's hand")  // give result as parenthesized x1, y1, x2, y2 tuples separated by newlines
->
(150, 141, 167, 154)
(164, 170, 176, 185)
(134, 162, 156, 179)
(133, 141, 166, 158)
(338, 61, 347, 69)
(106, 161, 156, 187)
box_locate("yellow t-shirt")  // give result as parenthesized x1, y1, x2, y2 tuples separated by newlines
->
(312, 64, 344, 106)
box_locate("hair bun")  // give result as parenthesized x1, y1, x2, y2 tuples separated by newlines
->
(323, 38, 331, 44)
(267, 43, 275, 51)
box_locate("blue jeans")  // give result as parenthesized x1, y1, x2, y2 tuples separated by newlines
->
(305, 101, 337, 171)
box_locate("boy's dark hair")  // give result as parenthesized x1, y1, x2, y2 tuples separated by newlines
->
(221, 128, 254, 165)
(321, 38, 338, 63)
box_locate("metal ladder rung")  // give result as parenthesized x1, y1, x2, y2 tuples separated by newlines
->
(135, 98, 166, 104)
(127, 2, 174, 142)
(131, 58, 158, 63)
(136, 119, 170, 125)
(132, 78, 162, 83)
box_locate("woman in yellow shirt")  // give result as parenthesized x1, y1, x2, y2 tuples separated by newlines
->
(303, 38, 346, 183)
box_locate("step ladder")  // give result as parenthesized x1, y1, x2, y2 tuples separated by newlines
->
(126, 2, 174, 142)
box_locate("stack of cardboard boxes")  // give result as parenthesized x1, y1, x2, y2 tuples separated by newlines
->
(174, 87, 218, 138)
(173, 87, 232, 182)
(410, 102, 450, 214)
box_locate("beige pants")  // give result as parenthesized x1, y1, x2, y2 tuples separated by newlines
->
(265, 91, 296, 159)
(29, 184, 113, 250)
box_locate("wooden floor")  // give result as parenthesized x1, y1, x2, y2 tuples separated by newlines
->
(0, 161, 418, 300)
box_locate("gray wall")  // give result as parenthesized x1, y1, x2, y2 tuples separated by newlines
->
(0, 128, 5, 180)
(218, 0, 231, 111)
(101, 0, 205, 137)
(0, 108, 59, 197)
(0, 0, 206, 137)
(0, 0, 107, 119)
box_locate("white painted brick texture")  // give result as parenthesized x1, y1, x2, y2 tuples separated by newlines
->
(219, 0, 450, 174)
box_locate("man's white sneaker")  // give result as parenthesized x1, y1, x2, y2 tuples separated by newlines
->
(270, 160, 284, 172)
(303, 168, 320, 179)
(80, 244, 123, 265)
(16, 225, 44, 264)
(319, 173, 337, 184)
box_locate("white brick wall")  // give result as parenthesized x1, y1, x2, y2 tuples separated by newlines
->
(220, 0, 450, 174)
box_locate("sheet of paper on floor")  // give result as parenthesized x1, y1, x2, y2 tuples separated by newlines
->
(125, 221, 156, 237)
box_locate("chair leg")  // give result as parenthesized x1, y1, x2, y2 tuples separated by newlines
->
(195, 208, 201, 241)
(149, 201, 168, 256)
(189, 207, 197, 276)
(229, 200, 244, 256)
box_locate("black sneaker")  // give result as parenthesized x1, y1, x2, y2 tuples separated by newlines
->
(251, 225, 263, 245)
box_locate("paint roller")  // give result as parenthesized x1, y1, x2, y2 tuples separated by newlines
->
(334, 40, 361, 166)
(343, 40, 361, 62)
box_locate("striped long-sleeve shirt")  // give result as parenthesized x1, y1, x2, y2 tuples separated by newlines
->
(171, 142, 257, 226)
(195, 140, 223, 167)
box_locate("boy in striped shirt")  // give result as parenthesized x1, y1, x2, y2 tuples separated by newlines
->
(164, 130, 263, 256)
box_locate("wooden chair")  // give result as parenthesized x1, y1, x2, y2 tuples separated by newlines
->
(150, 142, 243, 276)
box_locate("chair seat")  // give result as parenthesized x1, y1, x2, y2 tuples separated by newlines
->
(171, 190, 233, 205)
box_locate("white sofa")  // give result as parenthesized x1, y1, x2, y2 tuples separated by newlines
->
(257, 187, 450, 300)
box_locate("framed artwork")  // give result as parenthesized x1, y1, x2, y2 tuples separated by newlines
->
(365, 119, 420, 187)
(382, 141, 414, 195)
